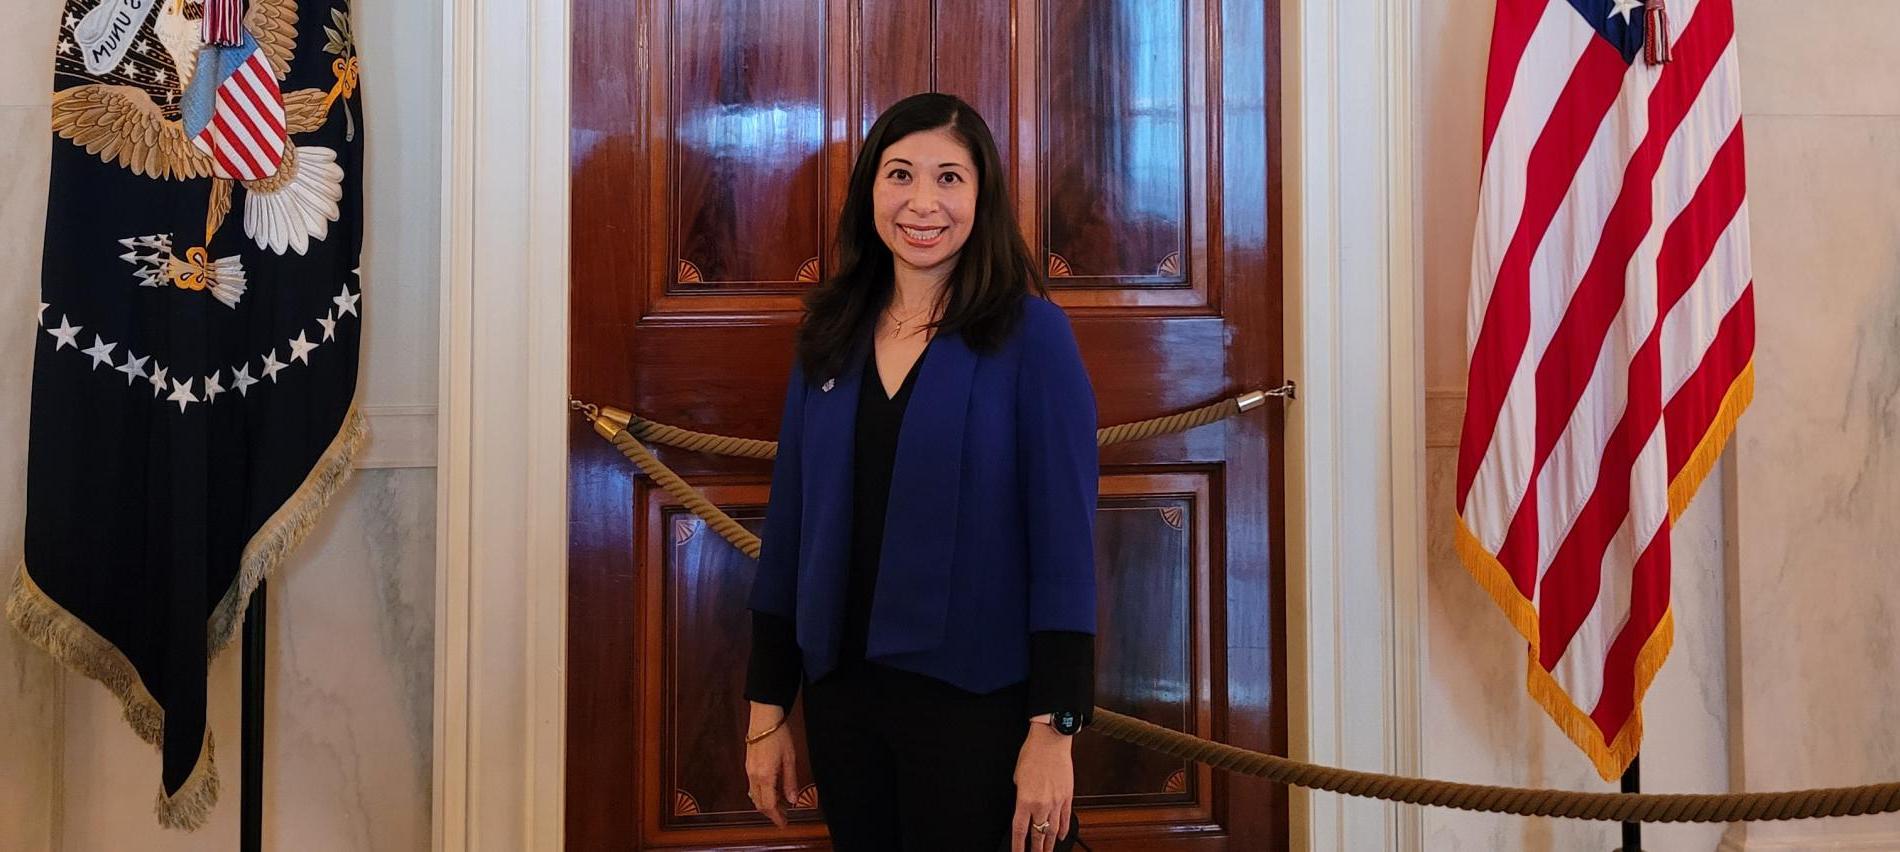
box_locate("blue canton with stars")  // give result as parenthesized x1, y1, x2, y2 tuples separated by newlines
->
(1569, 0, 1650, 64)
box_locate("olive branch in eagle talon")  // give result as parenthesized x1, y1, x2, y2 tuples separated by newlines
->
(321, 5, 359, 139)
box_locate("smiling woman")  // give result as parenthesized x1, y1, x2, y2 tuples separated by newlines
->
(873, 128, 976, 274)
(565, 1, 1290, 845)
(740, 93, 1098, 852)
(791, 94, 1045, 387)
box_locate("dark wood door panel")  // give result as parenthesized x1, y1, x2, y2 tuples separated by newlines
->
(631, 473, 1231, 849)
(570, 0, 1284, 848)
(647, 490, 827, 842)
(1043, 0, 1192, 286)
(932, 0, 1017, 161)
(566, 432, 643, 849)
(669, 0, 829, 289)
(1081, 475, 1214, 827)
(1042, 0, 1212, 310)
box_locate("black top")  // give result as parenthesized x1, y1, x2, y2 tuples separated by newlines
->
(745, 334, 1093, 718)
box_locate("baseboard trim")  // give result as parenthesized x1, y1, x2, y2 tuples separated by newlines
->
(358, 405, 437, 469)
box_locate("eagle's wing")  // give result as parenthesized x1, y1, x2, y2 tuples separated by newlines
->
(283, 88, 331, 134)
(51, 86, 215, 181)
(206, 178, 233, 242)
(246, 0, 300, 80)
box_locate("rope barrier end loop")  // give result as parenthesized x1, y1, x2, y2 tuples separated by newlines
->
(569, 399, 632, 441)
(1238, 381, 1297, 412)
(593, 405, 632, 441)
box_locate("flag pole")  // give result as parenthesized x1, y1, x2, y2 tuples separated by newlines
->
(1620, 753, 1642, 851)
(240, 579, 267, 852)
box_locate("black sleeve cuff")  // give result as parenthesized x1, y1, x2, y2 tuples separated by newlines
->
(745, 610, 802, 711)
(1027, 630, 1095, 723)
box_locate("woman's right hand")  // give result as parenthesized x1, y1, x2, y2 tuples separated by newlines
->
(744, 702, 800, 828)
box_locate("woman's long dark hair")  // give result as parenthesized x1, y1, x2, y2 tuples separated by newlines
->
(796, 93, 1046, 382)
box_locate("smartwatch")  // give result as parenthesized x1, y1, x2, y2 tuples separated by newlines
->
(1041, 709, 1085, 736)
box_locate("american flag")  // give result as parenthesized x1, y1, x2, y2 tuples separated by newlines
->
(182, 34, 287, 181)
(1455, 0, 1754, 780)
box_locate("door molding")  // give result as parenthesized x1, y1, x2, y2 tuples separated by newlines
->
(1281, 0, 1425, 849)
(431, 0, 1424, 846)
(434, 0, 571, 845)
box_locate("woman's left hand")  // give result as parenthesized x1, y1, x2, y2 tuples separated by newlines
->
(1010, 722, 1074, 852)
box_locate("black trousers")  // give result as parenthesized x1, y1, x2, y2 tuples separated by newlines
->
(802, 660, 1030, 851)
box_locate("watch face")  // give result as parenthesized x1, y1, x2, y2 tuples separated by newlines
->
(1051, 710, 1082, 735)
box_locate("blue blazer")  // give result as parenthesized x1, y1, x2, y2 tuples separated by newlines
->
(748, 296, 1099, 694)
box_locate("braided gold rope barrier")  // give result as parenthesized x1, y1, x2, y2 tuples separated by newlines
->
(625, 413, 780, 460)
(571, 395, 1900, 823)
(1091, 709, 1900, 822)
(594, 384, 1295, 460)
(609, 428, 762, 559)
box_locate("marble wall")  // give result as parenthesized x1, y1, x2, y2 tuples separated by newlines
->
(1722, 1, 1900, 846)
(0, 1, 65, 837)
(1419, 1, 1900, 851)
(0, 1, 441, 849)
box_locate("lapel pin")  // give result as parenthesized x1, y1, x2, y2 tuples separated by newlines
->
(821, 378, 835, 393)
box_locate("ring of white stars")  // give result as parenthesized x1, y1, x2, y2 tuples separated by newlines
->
(38, 275, 361, 414)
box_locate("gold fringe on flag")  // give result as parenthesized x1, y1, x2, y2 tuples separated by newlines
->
(1453, 358, 1752, 781)
(5, 405, 366, 830)
(1668, 361, 1755, 524)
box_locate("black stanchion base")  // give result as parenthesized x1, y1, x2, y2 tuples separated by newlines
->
(241, 579, 267, 852)
(1619, 755, 1641, 852)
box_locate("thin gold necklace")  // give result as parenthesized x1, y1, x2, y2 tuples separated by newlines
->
(884, 301, 934, 338)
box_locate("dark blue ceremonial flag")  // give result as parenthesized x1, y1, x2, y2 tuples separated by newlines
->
(8, 0, 364, 829)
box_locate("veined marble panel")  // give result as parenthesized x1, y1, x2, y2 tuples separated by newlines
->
(1727, 114, 1900, 850)
(56, 470, 435, 852)
(1, 101, 58, 852)
(1738, 0, 1900, 118)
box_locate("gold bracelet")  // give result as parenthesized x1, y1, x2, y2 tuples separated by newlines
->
(744, 717, 786, 746)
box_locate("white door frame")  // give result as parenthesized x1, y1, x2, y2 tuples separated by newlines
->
(1280, 0, 1427, 848)
(433, 0, 571, 846)
(429, 0, 1425, 846)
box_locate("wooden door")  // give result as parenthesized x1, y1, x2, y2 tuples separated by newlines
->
(567, 2, 1286, 849)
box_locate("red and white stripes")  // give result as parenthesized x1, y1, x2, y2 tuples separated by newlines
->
(189, 48, 287, 181)
(1455, 0, 1753, 780)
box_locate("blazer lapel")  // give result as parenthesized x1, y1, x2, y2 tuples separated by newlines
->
(794, 325, 979, 667)
(794, 329, 869, 670)
(865, 329, 977, 657)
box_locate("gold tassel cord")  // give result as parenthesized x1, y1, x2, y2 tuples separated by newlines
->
(574, 389, 1900, 823)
